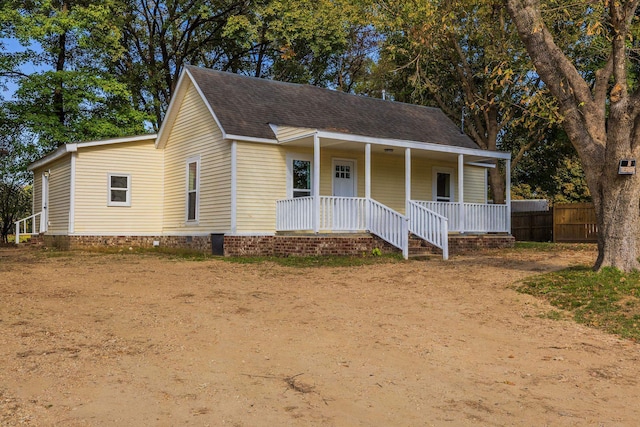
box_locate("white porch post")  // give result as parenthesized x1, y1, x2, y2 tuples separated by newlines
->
(405, 148, 411, 213)
(365, 143, 371, 200)
(40, 172, 48, 233)
(230, 140, 238, 234)
(69, 152, 77, 234)
(313, 133, 321, 233)
(458, 154, 464, 233)
(506, 158, 511, 233)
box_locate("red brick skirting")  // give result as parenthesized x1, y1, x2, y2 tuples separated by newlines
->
(42, 233, 514, 257)
(224, 235, 398, 257)
(409, 233, 515, 256)
(448, 234, 515, 254)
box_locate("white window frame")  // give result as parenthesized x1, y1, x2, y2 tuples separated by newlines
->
(286, 153, 313, 199)
(107, 173, 131, 207)
(432, 167, 455, 203)
(186, 156, 201, 223)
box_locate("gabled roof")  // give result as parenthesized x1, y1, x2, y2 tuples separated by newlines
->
(182, 65, 480, 150)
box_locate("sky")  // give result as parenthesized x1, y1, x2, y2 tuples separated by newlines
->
(1, 37, 47, 100)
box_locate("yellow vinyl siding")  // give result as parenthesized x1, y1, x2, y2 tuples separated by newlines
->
(276, 126, 315, 141)
(236, 143, 287, 233)
(463, 166, 487, 203)
(163, 82, 231, 233)
(46, 157, 72, 234)
(370, 153, 408, 213)
(73, 140, 163, 234)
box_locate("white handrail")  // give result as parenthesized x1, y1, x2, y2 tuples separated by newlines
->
(407, 201, 448, 260)
(367, 199, 408, 259)
(14, 212, 42, 245)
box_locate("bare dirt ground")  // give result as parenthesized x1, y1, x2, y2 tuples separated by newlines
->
(1, 245, 639, 426)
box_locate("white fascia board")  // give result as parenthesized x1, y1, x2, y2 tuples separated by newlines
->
(28, 144, 77, 171)
(315, 130, 511, 160)
(78, 134, 157, 148)
(156, 68, 229, 149)
(187, 68, 228, 139)
(155, 69, 189, 149)
(225, 134, 278, 144)
(277, 132, 318, 144)
(465, 161, 497, 168)
(156, 68, 234, 148)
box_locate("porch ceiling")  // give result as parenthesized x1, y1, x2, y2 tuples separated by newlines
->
(280, 135, 500, 164)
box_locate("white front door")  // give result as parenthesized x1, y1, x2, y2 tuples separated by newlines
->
(332, 159, 356, 197)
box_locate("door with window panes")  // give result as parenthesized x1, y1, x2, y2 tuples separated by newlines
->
(332, 160, 356, 197)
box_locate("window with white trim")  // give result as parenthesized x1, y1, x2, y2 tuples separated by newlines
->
(432, 167, 454, 203)
(287, 153, 313, 198)
(108, 173, 131, 206)
(186, 157, 200, 222)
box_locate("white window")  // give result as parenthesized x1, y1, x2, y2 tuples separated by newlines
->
(186, 156, 200, 222)
(108, 173, 131, 206)
(287, 153, 313, 198)
(432, 167, 454, 203)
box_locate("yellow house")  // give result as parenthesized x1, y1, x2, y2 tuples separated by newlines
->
(19, 66, 513, 258)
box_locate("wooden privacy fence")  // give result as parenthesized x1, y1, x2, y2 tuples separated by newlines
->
(553, 203, 598, 243)
(511, 203, 598, 243)
(511, 211, 554, 242)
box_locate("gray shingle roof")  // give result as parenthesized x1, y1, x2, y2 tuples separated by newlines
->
(186, 65, 480, 150)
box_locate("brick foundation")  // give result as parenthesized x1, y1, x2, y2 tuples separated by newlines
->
(42, 232, 514, 257)
(448, 234, 515, 254)
(224, 234, 399, 257)
(409, 233, 515, 256)
(44, 235, 212, 252)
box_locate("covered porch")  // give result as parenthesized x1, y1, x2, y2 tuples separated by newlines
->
(273, 129, 511, 259)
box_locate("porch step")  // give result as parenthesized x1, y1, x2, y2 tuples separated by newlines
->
(408, 234, 441, 257)
(25, 234, 45, 247)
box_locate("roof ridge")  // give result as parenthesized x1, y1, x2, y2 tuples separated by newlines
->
(185, 64, 443, 113)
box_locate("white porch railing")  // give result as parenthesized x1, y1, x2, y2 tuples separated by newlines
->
(320, 197, 368, 231)
(407, 201, 448, 260)
(276, 197, 508, 259)
(368, 199, 409, 258)
(276, 197, 409, 258)
(413, 201, 509, 233)
(276, 197, 314, 231)
(14, 211, 43, 245)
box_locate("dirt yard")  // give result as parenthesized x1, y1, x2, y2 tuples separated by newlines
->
(1, 245, 639, 426)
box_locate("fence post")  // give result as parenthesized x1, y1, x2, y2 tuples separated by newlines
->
(15, 222, 20, 245)
(441, 223, 449, 260)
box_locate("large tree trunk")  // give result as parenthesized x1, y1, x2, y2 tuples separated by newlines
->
(489, 167, 505, 205)
(506, 0, 640, 272)
(585, 138, 640, 271)
(592, 181, 640, 271)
